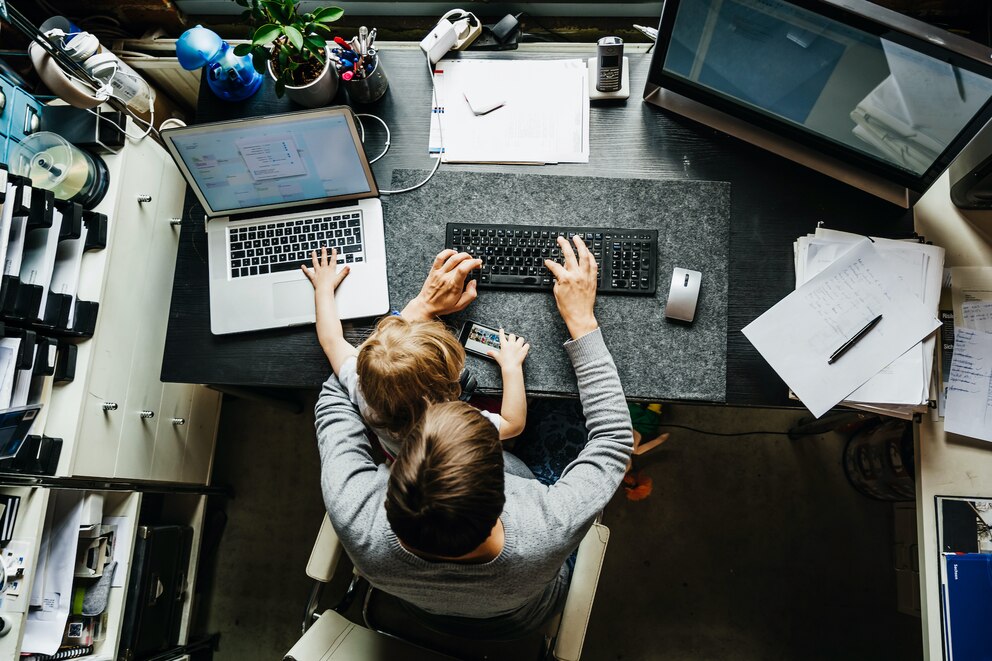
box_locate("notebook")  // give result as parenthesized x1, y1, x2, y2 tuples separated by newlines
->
(162, 106, 389, 335)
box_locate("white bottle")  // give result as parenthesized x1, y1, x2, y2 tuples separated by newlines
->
(60, 30, 154, 113)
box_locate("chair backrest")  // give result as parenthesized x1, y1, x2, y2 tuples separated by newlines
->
(291, 515, 610, 661)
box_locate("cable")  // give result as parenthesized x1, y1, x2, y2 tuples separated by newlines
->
(378, 51, 443, 195)
(354, 113, 390, 163)
(646, 423, 793, 438)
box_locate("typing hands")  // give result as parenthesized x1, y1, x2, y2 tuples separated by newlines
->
(402, 250, 483, 320)
(544, 236, 600, 340)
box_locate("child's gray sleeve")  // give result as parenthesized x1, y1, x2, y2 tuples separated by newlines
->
(338, 355, 362, 407)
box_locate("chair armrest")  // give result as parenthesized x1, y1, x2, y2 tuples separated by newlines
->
(553, 522, 610, 661)
(307, 514, 344, 583)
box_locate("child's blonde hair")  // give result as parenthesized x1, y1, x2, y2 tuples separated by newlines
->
(357, 316, 465, 441)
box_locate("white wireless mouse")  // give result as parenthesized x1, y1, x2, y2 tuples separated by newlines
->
(664, 267, 702, 322)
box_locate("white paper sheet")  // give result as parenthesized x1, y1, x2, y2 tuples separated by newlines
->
(4, 215, 27, 277)
(744, 239, 941, 418)
(0, 338, 20, 410)
(428, 58, 589, 164)
(944, 328, 992, 442)
(796, 230, 944, 408)
(49, 227, 87, 322)
(102, 515, 134, 588)
(23, 491, 84, 656)
(20, 209, 63, 319)
(962, 301, 992, 332)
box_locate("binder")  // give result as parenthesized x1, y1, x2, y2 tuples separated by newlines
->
(941, 553, 992, 661)
(54, 340, 77, 383)
(119, 525, 193, 660)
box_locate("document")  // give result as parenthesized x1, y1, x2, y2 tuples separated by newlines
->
(795, 229, 944, 414)
(23, 491, 84, 656)
(0, 338, 20, 410)
(952, 267, 992, 327)
(744, 239, 941, 418)
(944, 328, 992, 443)
(20, 209, 63, 319)
(235, 134, 308, 181)
(50, 230, 87, 322)
(428, 58, 589, 164)
(962, 301, 992, 332)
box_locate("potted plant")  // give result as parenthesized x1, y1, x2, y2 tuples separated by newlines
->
(233, 0, 344, 107)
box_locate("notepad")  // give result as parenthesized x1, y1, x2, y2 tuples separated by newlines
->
(743, 239, 941, 418)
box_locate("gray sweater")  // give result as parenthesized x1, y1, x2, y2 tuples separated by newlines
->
(315, 328, 633, 629)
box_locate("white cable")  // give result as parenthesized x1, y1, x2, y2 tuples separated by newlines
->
(354, 113, 390, 163)
(379, 51, 444, 195)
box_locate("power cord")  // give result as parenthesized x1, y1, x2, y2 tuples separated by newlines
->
(377, 50, 444, 195)
(353, 113, 390, 164)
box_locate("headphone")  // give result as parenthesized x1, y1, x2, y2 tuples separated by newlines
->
(28, 39, 110, 109)
(458, 368, 478, 402)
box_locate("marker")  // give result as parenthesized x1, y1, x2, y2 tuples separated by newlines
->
(342, 70, 354, 81)
(827, 314, 883, 364)
(333, 36, 352, 50)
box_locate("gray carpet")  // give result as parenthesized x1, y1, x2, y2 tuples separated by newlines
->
(383, 169, 731, 402)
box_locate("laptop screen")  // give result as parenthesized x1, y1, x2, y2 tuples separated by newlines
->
(163, 108, 377, 217)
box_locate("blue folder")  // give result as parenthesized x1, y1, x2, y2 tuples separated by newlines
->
(942, 553, 992, 661)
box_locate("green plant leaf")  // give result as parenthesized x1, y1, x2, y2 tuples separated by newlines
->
(251, 23, 281, 46)
(311, 22, 332, 35)
(274, 79, 286, 97)
(304, 35, 326, 53)
(233, 43, 253, 57)
(283, 25, 304, 50)
(314, 7, 344, 23)
(250, 47, 269, 74)
(278, 48, 288, 70)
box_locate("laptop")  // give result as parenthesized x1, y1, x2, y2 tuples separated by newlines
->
(161, 107, 389, 335)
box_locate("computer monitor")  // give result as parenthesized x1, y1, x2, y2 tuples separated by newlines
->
(644, 0, 992, 207)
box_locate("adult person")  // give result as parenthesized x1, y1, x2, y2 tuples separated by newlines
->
(314, 236, 634, 636)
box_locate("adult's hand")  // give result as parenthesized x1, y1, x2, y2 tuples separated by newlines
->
(544, 236, 599, 340)
(402, 249, 483, 321)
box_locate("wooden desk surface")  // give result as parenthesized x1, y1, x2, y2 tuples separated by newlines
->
(162, 43, 912, 404)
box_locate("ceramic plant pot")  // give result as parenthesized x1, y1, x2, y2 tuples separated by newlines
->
(268, 46, 338, 107)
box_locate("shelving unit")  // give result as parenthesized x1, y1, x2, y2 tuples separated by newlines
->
(1, 110, 223, 659)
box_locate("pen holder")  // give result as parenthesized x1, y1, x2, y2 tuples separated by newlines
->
(344, 56, 388, 105)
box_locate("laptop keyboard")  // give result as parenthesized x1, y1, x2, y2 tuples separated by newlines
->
(229, 211, 365, 278)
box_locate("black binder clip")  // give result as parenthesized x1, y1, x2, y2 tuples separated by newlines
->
(7, 174, 32, 216)
(3, 327, 37, 370)
(71, 300, 99, 336)
(11, 283, 43, 321)
(26, 187, 55, 231)
(55, 200, 83, 241)
(32, 335, 57, 376)
(54, 340, 77, 383)
(0, 275, 19, 315)
(42, 292, 73, 330)
(83, 211, 108, 251)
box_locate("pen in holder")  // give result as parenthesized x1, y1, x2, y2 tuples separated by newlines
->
(343, 53, 388, 105)
(332, 26, 388, 105)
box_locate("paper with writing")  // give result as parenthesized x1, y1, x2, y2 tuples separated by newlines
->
(744, 239, 940, 418)
(944, 328, 992, 442)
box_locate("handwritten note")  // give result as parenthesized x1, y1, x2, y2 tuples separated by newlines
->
(743, 239, 941, 418)
(962, 301, 992, 332)
(944, 328, 992, 442)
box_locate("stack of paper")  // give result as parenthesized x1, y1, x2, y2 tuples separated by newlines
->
(743, 232, 943, 419)
(427, 58, 590, 164)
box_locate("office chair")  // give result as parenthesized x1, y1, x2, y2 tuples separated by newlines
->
(285, 514, 610, 661)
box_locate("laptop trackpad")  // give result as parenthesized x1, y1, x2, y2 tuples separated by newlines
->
(272, 280, 314, 318)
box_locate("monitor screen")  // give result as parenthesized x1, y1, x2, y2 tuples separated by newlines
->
(646, 0, 992, 203)
(166, 110, 373, 215)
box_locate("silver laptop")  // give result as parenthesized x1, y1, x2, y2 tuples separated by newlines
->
(162, 107, 389, 335)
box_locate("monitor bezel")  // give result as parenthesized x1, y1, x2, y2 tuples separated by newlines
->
(647, 0, 992, 197)
(161, 106, 379, 218)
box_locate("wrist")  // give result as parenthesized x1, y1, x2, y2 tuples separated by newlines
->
(401, 296, 434, 321)
(565, 315, 598, 341)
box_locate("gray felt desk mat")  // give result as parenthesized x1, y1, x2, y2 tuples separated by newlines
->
(382, 170, 730, 402)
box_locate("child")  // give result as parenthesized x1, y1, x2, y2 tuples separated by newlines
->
(302, 247, 529, 457)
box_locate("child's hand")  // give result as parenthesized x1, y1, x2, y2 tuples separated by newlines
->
(488, 329, 530, 370)
(301, 247, 350, 294)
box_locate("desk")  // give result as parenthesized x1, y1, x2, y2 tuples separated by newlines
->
(913, 172, 992, 661)
(162, 43, 912, 405)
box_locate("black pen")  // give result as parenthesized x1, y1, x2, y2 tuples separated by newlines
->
(827, 314, 883, 365)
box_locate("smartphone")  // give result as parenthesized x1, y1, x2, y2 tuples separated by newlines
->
(596, 36, 623, 93)
(458, 320, 507, 360)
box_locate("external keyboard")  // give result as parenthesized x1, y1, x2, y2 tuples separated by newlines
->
(229, 211, 365, 278)
(445, 223, 658, 295)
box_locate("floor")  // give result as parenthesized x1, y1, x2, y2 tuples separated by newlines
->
(195, 392, 922, 661)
